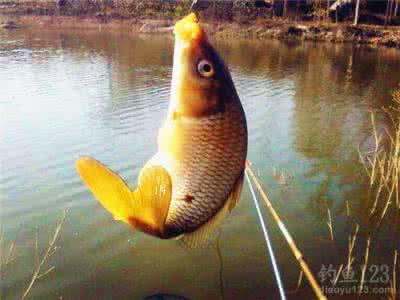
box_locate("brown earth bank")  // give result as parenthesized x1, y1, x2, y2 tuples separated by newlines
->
(214, 20, 400, 49)
(1, 14, 400, 50)
(1, 0, 400, 48)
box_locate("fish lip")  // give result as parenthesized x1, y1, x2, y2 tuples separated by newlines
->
(174, 13, 205, 43)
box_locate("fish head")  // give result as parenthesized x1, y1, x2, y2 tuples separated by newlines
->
(170, 13, 238, 118)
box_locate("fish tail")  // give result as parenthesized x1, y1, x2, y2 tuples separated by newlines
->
(76, 156, 172, 238)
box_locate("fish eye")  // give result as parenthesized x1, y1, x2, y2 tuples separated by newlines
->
(197, 59, 214, 78)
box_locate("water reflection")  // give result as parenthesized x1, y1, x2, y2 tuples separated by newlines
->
(1, 28, 400, 299)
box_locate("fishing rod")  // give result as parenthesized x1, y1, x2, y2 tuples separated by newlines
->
(246, 163, 327, 300)
(245, 169, 287, 300)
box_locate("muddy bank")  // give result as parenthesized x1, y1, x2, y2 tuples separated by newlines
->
(214, 21, 400, 49)
(1, 14, 400, 49)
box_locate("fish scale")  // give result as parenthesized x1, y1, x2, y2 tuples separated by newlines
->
(75, 13, 248, 242)
(155, 101, 247, 234)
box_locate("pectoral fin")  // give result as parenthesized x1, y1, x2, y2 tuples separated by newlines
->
(76, 156, 172, 238)
(182, 171, 244, 248)
(130, 164, 172, 237)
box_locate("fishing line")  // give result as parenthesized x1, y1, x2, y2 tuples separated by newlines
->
(246, 165, 327, 300)
(245, 170, 287, 300)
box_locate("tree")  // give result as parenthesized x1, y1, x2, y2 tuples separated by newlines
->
(283, 0, 288, 18)
(354, 0, 360, 25)
(385, 0, 392, 26)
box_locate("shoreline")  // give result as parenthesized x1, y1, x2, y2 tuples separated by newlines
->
(1, 14, 400, 49)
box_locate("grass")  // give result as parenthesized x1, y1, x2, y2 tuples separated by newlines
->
(354, 85, 400, 298)
(346, 224, 359, 279)
(389, 250, 398, 300)
(326, 207, 334, 241)
(222, 86, 400, 299)
(0, 210, 67, 300)
(250, 85, 400, 297)
(0, 231, 16, 275)
(332, 264, 344, 286)
(21, 209, 67, 300)
(359, 85, 400, 227)
(358, 236, 371, 295)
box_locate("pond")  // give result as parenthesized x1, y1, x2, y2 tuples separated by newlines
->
(1, 27, 400, 299)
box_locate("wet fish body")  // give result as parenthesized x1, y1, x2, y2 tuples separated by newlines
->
(76, 13, 247, 246)
(155, 100, 247, 235)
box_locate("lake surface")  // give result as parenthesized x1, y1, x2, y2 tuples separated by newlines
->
(1, 26, 400, 300)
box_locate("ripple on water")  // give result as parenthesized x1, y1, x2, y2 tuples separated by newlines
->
(2, 29, 400, 300)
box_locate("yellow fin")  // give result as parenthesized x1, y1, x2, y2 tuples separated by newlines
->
(76, 157, 172, 237)
(130, 164, 172, 237)
(76, 156, 135, 223)
(182, 172, 244, 248)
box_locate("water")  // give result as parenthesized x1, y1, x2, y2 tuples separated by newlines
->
(1, 27, 400, 300)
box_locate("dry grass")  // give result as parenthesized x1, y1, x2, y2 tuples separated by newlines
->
(345, 197, 350, 217)
(21, 209, 67, 300)
(389, 250, 398, 300)
(346, 224, 359, 278)
(0, 210, 67, 300)
(358, 236, 371, 295)
(354, 86, 400, 297)
(326, 207, 334, 241)
(359, 86, 400, 227)
(0, 230, 16, 277)
(332, 264, 344, 286)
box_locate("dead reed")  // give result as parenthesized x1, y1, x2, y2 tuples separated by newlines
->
(358, 236, 371, 295)
(346, 224, 359, 279)
(359, 86, 400, 227)
(326, 207, 334, 241)
(20, 209, 67, 300)
(389, 250, 398, 300)
(0, 234, 15, 272)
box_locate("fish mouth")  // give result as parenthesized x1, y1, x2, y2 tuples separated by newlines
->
(170, 13, 222, 118)
(174, 13, 205, 44)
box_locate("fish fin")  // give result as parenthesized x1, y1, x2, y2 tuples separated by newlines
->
(76, 156, 135, 223)
(129, 164, 172, 237)
(182, 172, 245, 248)
(76, 156, 172, 237)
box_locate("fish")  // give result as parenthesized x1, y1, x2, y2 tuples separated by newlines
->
(75, 13, 248, 247)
